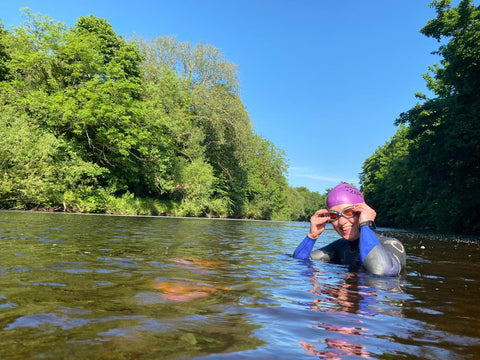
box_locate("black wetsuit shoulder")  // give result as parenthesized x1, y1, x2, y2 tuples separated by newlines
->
(319, 238, 362, 271)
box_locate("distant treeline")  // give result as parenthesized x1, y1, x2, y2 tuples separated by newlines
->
(0, 10, 326, 221)
(360, 0, 480, 234)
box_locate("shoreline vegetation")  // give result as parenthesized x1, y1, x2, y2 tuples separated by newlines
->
(1, 1, 479, 234)
(0, 9, 327, 223)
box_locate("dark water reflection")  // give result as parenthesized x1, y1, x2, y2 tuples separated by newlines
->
(0, 211, 479, 359)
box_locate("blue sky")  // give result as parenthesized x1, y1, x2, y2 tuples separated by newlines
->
(2, 0, 444, 193)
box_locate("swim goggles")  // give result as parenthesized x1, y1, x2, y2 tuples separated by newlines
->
(326, 206, 356, 221)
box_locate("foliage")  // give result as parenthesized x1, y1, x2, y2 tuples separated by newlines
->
(0, 106, 110, 211)
(0, 10, 326, 221)
(360, 0, 480, 234)
(360, 126, 414, 228)
(294, 187, 328, 222)
(0, 22, 11, 82)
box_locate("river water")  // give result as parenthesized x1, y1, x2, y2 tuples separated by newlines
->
(0, 211, 479, 359)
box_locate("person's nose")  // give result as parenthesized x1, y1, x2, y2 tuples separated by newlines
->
(338, 215, 348, 225)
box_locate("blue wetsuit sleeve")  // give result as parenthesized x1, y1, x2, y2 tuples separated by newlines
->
(360, 226, 401, 276)
(359, 226, 380, 262)
(293, 236, 317, 259)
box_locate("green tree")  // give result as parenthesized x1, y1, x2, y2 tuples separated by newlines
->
(360, 126, 413, 227)
(0, 21, 11, 82)
(137, 35, 239, 93)
(0, 106, 108, 211)
(295, 187, 327, 222)
(50, 15, 149, 193)
(3, 11, 173, 197)
(243, 135, 290, 219)
(137, 36, 258, 217)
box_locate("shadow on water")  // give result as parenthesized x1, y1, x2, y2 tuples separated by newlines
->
(0, 211, 479, 359)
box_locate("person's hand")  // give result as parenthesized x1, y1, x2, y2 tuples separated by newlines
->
(353, 203, 376, 224)
(308, 209, 330, 239)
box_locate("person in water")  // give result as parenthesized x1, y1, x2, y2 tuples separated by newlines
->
(293, 184, 406, 276)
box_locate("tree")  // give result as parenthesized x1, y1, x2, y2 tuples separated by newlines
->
(243, 135, 290, 219)
(295, 187, 327, 222)
(3, 11, 177, 197)
(49, 15, 149, 193)
(137, 36, 258, 216)
(360, 126, 414, 228)
(0, 21, 11, 82)
(0, 106, 108, 211)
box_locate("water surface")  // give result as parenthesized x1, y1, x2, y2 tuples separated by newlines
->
(0, 211, 479, 359)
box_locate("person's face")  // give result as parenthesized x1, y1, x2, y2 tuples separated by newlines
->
(328, 203, 360, 241)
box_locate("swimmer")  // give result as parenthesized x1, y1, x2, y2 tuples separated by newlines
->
(293, 184, 406, 276)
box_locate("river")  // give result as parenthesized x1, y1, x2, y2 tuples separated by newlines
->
(0, 210, 479, 359)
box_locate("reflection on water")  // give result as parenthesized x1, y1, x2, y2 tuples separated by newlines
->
(296, 265, 408, 359)
(0, 211, 479, 359)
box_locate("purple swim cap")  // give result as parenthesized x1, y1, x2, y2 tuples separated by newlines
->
(326, 184, 364, 208)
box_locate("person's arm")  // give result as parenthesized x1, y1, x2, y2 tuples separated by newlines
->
(293, 235, 317, 259)
(359, 226, 401, 276)
(293, 236, 336, 261)
(293, 208, 331, 259)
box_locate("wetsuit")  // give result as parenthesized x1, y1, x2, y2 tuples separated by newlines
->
(293, 226, 406, 276)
